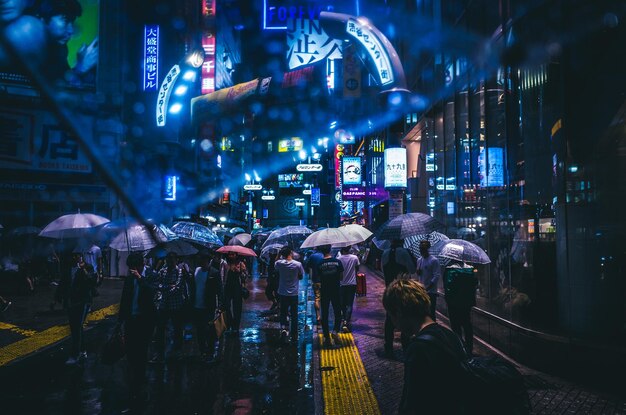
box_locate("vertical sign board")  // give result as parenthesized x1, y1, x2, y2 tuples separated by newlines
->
(156, 65, 180, 127)
(334, 144, 344, 189)
(342, 43, 361, 98)
(342, 156, 362, 185)
(201, 0, 216, 95)
(143, 25, 159, 91)
(384, 148, 407, 189)
(478, 147, 504, 187)
(346, 18, 394, 86)
(388, 190, 404, 220)
(311, 187, 320, 206)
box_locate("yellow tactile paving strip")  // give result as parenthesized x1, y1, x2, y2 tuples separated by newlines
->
(0, 322, 37, 337)
(0, 303, 119, 366)
(319, 333, 381, 415)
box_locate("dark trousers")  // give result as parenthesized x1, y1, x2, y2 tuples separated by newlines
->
(67, 303, 90, 357)
(428, 293, 438, 321)
(384, 312, 410, 352)
(224, 286, 243, 331)
(125, 314, 155, 395)
(320, 289, 341, 338)
(448, 304, 474, 354)
(154, 308, 185, 356)
(279, 295, 299, 339)
(193, 307, 216, 355)
(339, 285, 357, 324)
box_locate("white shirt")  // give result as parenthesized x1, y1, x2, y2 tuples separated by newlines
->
(417, 255, 442, 294)
(275, 259, 304, 296)
(338, 254, 360, 286)
(83, 245, 102, 273)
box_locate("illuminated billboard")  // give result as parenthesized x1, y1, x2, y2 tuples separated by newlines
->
(342, 156, 361, 185)
(384, 148, 407, 189)
(278, 173, 304, 188)
(278, 137, 303, 152)
(0, 0, 99, 90)
(143, 25, 159, 91)
(478, 147, 504, 187)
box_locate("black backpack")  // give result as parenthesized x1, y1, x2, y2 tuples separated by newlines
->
(419, 334, 530, 415)
(382, 247, 409, 285)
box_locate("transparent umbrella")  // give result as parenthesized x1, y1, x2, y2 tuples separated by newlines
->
(438, 239, 491, 264)
(109, 223, 176, 252)
(171, 221, 223, 248)
(260, 243, 283, 263)
(300, 228, 361, 249)
(261, 225, 313, 251)
(339, 224, 373, 244)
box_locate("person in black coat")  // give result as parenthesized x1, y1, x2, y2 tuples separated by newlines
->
(56, 252, 96, 364)
(188, 252, 224, 361)
(118, 252, 157, 401)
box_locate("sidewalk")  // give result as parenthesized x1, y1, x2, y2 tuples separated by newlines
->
(0, 278, 123, 365)
(348, 266, 626, 414)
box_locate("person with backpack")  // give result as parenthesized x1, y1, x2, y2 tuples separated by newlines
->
(384, 278, 530, 415)
(316, 244, 344, 348)
(443, 260, 478, 356)
(381, 239, 416, 357)
(383, 278, 469, 414)
(189, 252, 224, 361)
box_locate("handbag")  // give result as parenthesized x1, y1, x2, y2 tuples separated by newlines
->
(212, 311, 227, 338)
(101, 324, 126, 364)
(241, 286, 250, 300)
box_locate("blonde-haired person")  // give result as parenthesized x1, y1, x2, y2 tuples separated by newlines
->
(383, 279, 467, 415)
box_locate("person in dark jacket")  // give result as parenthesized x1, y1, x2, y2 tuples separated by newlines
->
(189, 252, 224, 361)
(383, 278, 467, 415)
(443, 261, 478, 355)
(118, 252, 157, 401)
(56, 252, 96, 364)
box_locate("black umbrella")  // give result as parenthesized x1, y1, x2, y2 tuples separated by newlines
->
(375, 213, 445, 241)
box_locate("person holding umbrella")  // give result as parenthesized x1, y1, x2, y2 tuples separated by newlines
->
(118, 253, 157, 403)
(316, 244, 344, 348)
(443, 260, 478, 355)
(381, 239, 416, 357)
(56, 252, 96, 364)
(223, 252, 249, 334)
(416, 240, 442, 321)
(275, 246, 305, 343)
(152, 252, 188, 361)
(189, 251, 224, 361)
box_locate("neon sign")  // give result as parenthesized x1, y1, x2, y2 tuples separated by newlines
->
(143, 25, 159, 91)
(156, 65, 180, 126)
(346, 17, 394, 86)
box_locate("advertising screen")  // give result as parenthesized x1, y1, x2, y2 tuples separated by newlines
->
(384, 148, 407, 188)
(0, 0, 100, 90)
(478, 147, 504, 187)
(278, 137, 303, 152)
(278, 173, 304, 188)
(342, 156, 361, 185)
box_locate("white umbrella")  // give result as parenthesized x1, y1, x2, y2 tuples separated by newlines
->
(39, 212, 110, 239)
(228, 233, 252, 246)
(300, 228, 362, 249)
(109, 223, 176, 252)
(339, 224, 373, 244)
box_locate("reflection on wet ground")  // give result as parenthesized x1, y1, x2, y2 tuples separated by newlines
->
(0, 272, 314, 414)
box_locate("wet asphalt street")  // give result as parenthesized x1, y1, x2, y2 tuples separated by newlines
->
(0, 271, 314, 415)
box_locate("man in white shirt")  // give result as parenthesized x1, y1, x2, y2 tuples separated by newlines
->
(274, 246, 305, 343)
(417, 240, 442, 321)
(338, 246, 360, 332)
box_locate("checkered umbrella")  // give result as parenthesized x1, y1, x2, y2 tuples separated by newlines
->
(404, 231, 450, 259)
(375, 213, 445, 241)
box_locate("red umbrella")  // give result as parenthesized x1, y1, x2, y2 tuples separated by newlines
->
(216, 245, 257, 257)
